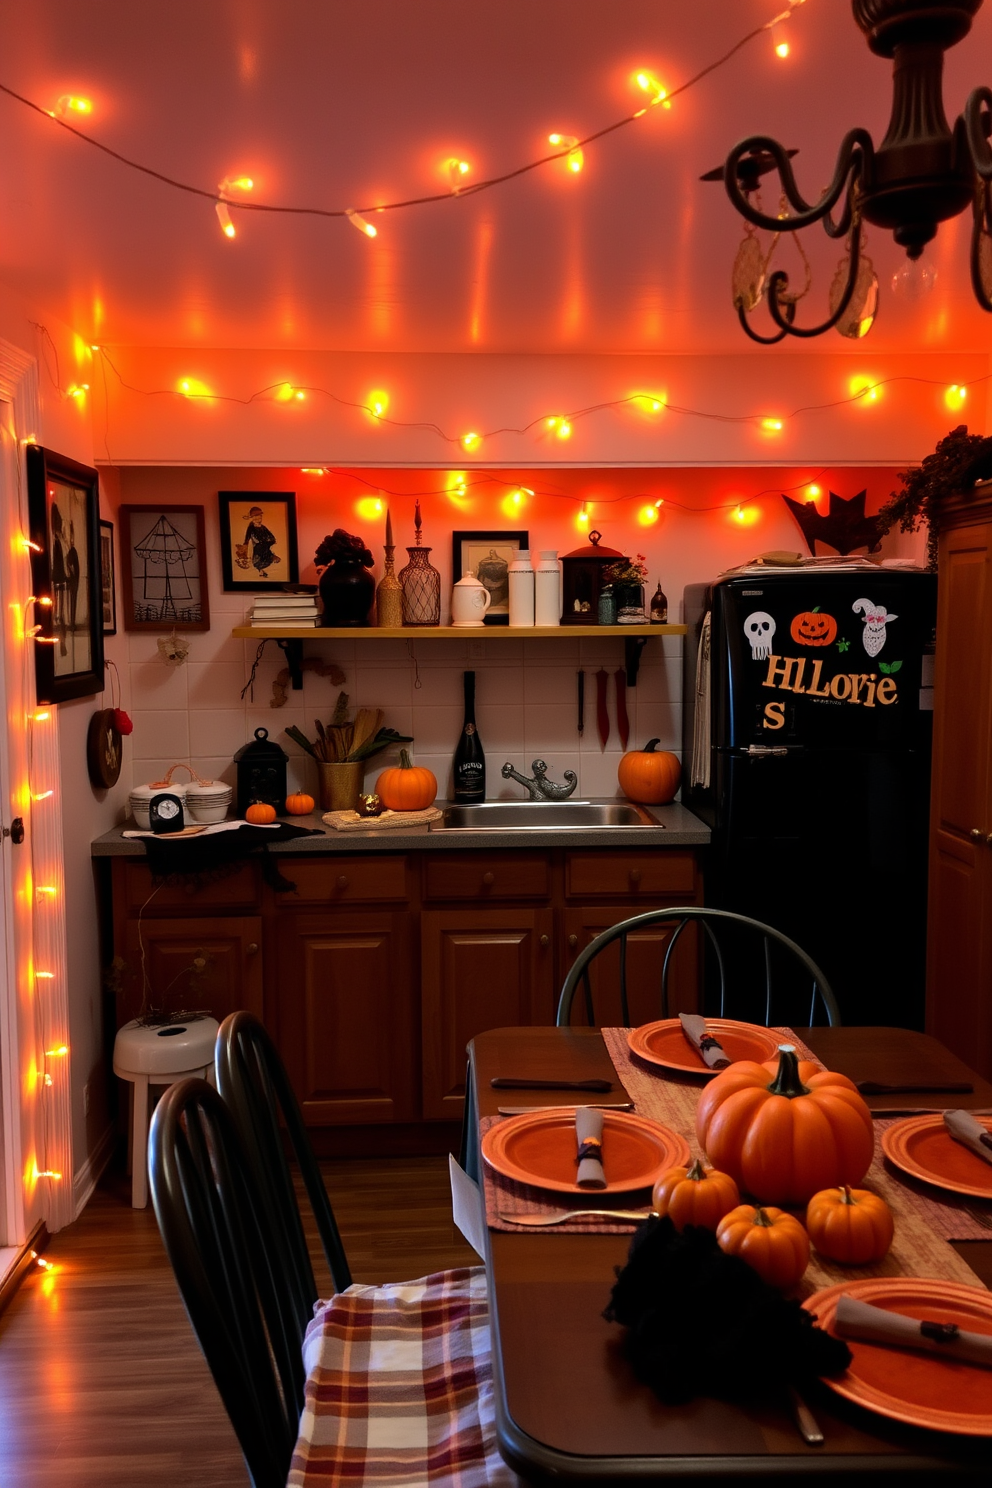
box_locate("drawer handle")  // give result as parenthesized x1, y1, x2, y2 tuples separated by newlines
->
(336, 875, 349, 889)
(568, 933, 578, 949)
(630, 868, 642, 883)
(246, 942, 259, 956)
(970, 828, 984, 842)
(540, 934, 550, 949)
(482, 871, 495, 887)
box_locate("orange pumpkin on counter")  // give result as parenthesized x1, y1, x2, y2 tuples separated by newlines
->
(245, 801, 277, 824)
(284, 791, 315, 816)
(806, 1185, 894, 1265)
(716, 1204, 810, 1291)
(376, 750, 437, 812)
(617, 739, 681, 804)
(695, 1043, 873, 1207)
(652, 1158, 740, 1232)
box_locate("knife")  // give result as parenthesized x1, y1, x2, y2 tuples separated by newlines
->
(856, 1080, 974, 1095)
(577, 669, 585, 735)
(491, 1077, 615, 1092)
(497, 1102, 634, 1114)
(596, 668, 610, 750)
(614, 668, 629, 750)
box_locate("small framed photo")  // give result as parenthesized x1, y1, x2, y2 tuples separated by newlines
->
(26, 445, 104, 703)
(452, 530, 529, 625)
(99, 519, 116, 634)
(218, 491, 299, 591)
(120, 505, 210, 632)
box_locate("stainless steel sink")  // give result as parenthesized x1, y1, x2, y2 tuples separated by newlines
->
(431, 800, 660, 830)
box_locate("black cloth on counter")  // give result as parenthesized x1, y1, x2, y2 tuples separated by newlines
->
(604, 1216, 851, 1405)
(138, 822, 322, 892)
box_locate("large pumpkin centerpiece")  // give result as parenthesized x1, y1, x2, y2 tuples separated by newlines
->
(617, 739, 681, 804)
(695, 1044, 873, 1207)
(789, 608, 837, 647)
(376, 750, 437, 812)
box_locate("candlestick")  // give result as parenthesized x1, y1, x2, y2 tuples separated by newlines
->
(376, 506, 403, 628)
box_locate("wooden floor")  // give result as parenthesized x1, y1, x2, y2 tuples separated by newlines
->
(0, 1156, 478, 1486)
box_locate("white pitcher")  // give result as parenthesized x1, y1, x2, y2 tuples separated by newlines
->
(450, 571, 493, 626)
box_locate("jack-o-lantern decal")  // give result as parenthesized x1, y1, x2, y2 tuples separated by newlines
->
(790, 608, 838, 647)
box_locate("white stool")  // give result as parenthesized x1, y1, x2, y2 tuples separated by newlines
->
(113, 1016, 219, 1208)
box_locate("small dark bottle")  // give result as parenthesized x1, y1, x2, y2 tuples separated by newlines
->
(453, 670, 486, 801)
(650, 582, 668, 624)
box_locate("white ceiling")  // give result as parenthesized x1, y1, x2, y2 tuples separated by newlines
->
(2, 0, 992, 355)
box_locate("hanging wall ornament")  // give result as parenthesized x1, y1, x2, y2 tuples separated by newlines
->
(87, 710, 123, 788)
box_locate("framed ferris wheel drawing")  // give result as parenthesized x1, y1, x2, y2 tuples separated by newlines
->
(119, 505, 211, 632)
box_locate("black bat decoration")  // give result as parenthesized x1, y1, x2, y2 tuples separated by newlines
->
(781, 489, 883, 556)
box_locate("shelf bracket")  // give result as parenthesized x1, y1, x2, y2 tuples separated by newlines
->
(277, 638, 305, 690)
(624, 636, 650, 687)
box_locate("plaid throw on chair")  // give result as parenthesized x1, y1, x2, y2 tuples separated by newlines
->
(288, 1266, 521, 1486)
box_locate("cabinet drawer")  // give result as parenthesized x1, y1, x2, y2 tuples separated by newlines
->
(423, 853, 550, 901)
(121, 860, 260, 913)
(566, 851, 697, 899)
(274, 856, 411, 904)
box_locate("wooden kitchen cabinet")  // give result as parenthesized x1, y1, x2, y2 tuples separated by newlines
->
(118, 916, 263, 1025)
(421, 908, 555, 1120)
(927, 488, 992, 1078)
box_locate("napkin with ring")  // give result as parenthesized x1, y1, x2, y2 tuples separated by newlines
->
(944, 1108, 992, 1167)
(834, 1294, 992, 1369)
(679, 1013, 731, 1070)
(575, 1107, 606, 1188)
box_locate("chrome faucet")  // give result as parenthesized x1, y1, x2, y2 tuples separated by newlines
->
(501, 759, 578, 801)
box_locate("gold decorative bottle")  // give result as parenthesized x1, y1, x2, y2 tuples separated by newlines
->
(375, 508, 403, 628)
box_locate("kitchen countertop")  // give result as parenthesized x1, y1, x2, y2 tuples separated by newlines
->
(91, 800, 710, 856)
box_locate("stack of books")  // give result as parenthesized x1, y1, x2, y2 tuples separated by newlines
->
(250, 593, 320, 627)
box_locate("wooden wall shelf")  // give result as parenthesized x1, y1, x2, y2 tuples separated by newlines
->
(231, 623, 686, 688)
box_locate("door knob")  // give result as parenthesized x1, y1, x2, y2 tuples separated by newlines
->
(246, 942, 259, 955)
(970, 828, 984, 841)
(568, 933, 578, 949)
(630, 868, 642, 883)
(986, 834, 992, 847)
(539, 934, 550, 948)
(336, 874, 349, 889)
(482, 871, 495, 886)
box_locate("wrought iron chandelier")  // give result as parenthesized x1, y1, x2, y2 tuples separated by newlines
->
(705, 0, 992, 341)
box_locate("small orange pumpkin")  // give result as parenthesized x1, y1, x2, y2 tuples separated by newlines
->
(376, 750, 437, 812)
(284, 791, 315, 816)
(716, 1204, 810, 1291)
(245, 801, 277, 824)
(652, 1158, 740, 1232)
(617, 739, 681, 804)
(696, 1044, 874, 1207)
(790, 608, 838, 647)
(805, 1185, 894, 1265)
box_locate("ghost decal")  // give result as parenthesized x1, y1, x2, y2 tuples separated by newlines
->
(852, 597, 897, 658)
(743, 611, 776, 660)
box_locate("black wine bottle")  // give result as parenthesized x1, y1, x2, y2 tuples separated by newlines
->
(453, 670, 486, 801)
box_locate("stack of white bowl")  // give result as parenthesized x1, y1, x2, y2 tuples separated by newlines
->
(185, 779, 234, 823)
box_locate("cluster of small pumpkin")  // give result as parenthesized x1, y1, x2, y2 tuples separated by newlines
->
(650, 1043, 894, 1292)
(243, 751, 439, 824)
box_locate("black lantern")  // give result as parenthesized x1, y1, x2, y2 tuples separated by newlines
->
(561, 532, 627, 625)
(234, 727, 288, 817)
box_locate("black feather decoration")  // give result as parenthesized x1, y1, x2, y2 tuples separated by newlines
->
(603, 1216, 851, 1405)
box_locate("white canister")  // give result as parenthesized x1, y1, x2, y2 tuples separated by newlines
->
(508, 551, 535, 627)
(450, 571, 493, 626)
(534, 550, 561, 627)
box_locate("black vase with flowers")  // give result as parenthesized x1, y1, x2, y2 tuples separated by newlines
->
(315, 528, 375, 626)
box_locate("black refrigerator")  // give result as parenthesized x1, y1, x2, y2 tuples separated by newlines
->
(683, 567, 937, 1029)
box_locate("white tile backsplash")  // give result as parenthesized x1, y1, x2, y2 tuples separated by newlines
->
(123, 626, 685, 804)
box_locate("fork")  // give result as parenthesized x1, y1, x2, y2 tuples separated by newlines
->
(497, 1207, 651, 1226)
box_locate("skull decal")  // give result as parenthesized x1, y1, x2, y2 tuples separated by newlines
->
(743, 611, 776, 660)
(852, 597, 897, 658)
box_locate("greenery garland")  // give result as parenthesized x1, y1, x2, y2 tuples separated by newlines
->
(877, 425, 992, 570)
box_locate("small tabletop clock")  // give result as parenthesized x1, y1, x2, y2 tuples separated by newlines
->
(149, 792, 185, 834)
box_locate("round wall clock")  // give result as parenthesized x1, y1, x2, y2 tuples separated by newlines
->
(87, 708, 123, 789)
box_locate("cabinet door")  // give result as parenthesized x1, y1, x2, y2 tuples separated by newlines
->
(421, 909, 555, 1120)
(562, 905, 699, 1027)
(120, 917, 263, 1026)
(275, 911, 417, 1126)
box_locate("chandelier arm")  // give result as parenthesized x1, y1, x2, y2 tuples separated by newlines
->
(970, 182, 992, 312)
(724, 130, 872, 232)
(736, 302, 791, 345)
(964, 87, 992, 182)
(763, 223, 864, 339)
(822, 187, 856, 241)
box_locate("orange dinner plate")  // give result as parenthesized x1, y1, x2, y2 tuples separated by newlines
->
(626, 1017, 784, 1076)
(804, 1277, 992, 1436)
(881, 1114, 992, 1201)
(482, 1109, 690, 1195)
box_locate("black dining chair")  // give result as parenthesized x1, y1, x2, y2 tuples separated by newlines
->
(556, 905, 841, 1029)
(214, 1009, 351, 1340)
(148, 1076, 303, 1488)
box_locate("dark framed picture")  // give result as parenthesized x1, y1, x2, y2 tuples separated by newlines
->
(26, 445, 104, 703)
(120, 505, 210, 632)
(218, 491, 299, 591)
(452, 530, 529, 625)
(99, 519, 116, 634)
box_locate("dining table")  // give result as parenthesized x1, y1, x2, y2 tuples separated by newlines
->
(465, 1024, 992, 1484)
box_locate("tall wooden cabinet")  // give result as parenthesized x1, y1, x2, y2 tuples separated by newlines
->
(927, 483, 992, 1079)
